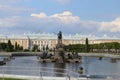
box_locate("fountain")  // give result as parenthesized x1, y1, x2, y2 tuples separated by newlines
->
(39, 31, 81, 63)
(54, 31, 66, 63)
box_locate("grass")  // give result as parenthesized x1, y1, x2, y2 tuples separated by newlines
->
(0, 78, 27, 80)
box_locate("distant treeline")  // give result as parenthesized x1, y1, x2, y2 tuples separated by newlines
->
(66, 42, 120, 53)
(0, 40, 23, 52)
(0, 40, 47, 52)
(1, 39, 120, 53)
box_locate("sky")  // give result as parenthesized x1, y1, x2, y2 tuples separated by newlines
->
(0, 0, 120, 37)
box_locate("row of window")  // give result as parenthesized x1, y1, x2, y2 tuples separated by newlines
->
(32, 40, 51, 44)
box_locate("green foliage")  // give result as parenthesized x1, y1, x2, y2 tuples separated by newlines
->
(32, 44, 39, 52)
(0, 41, 24, 52)
(0, 43, 7, 51)
(46, 45, 49, 51)
(66, 44, 85, 52)
(66, 42, 120, 53)
(42, 46, 45, 51)
(85, 38, 89, 53)
(0, 78, 27, 80)
(23, 49, 30, 52)
(6, 40, 14, 52)
(14, 42, 23, 51)
(90, 42, 120, 53)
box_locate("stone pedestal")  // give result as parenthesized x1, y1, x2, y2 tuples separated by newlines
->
(54, 44, 66, 62)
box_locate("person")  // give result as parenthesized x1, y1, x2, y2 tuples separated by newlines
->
(78, 67, 83, 74)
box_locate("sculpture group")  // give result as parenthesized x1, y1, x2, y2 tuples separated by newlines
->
(39, 31, 81, 63)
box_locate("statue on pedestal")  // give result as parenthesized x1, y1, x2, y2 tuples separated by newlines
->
(57, 31, 62, 44)
(58, 31, 62, 40)
(54, 31, 66, 62)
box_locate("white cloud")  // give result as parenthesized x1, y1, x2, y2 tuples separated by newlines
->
(100, 17, 120, 32)
(0, 11, 120, 36)
(31, 11, 80, 24)
(31, 13, 47, 18)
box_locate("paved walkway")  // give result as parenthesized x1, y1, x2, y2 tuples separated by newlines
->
(78, 53, 120, 59)
(0, 52, 120, 59)
(0, 74, 87, 80)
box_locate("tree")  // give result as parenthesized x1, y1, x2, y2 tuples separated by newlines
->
(6, 40, 14, 52)
(112, 42, 120, 53)
(65, 44, 85, 52)
(0, 43, 7, 51)
(42, 46, 45, 51)
(32, 44, 39, 52)
(14, 42, 24, 51)
(19, 46, 23, 51)
(46, 45, 49, 51)
(85, 38, 89, 53)
(15, 42, 18, 51)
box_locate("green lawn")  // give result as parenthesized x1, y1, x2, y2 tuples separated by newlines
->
(0, 78, 27, 80)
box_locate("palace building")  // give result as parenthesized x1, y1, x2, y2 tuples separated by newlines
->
(0, 33, 120, 50)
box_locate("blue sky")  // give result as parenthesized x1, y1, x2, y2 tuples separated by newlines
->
(0, 0, 120, 37)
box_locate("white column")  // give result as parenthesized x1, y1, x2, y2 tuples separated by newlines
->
(20, 40, 22, 46)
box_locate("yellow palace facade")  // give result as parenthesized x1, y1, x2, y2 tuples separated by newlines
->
(0, 33, 120, 50)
